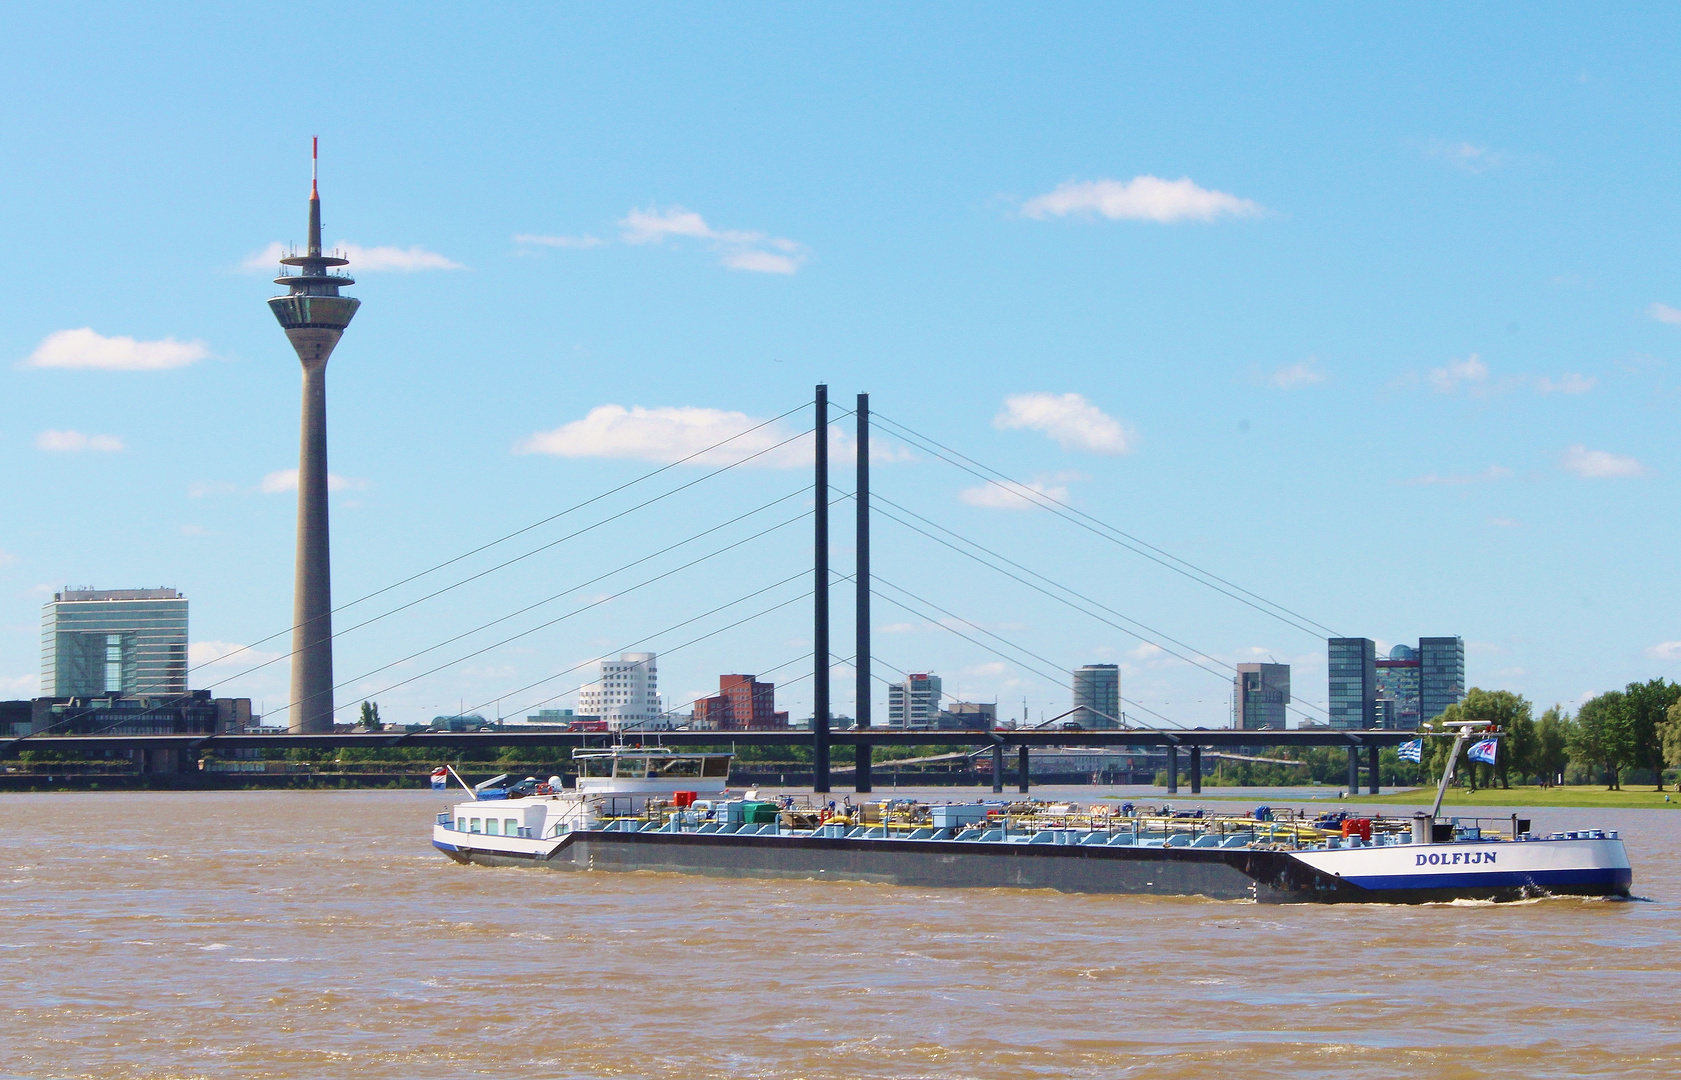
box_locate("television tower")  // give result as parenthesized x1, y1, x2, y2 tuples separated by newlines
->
(268, 138, 360, 733)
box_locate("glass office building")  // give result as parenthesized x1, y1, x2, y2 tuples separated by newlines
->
(41, 588, 189, 698)
(1072, 664, 1121, 728)
(1375, 643, 1423, 730)
(1327, 637, 1377, 729)
(1233, 663, 1291, 730)
(1419, 636, 1466, 724)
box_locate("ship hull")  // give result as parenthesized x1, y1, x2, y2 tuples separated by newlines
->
(432, 828, 1628, 903)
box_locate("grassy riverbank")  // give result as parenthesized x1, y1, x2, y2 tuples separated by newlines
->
(1191, 786, 1681, 809)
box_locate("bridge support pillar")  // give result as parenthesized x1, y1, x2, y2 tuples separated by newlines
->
(1368, 744, 1380, 795)
(991, 743, 1004, 793)
(1017, 745, 1029, 793)
(1347, 746, 1359, 795)
(1189, 745, 1201, 794)
(1167, 745, 1179, 794)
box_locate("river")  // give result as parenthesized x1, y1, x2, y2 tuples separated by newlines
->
(1, 788, 1675, 1078)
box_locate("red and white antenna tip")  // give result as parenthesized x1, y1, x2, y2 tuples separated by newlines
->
(311, 136, 319, 196)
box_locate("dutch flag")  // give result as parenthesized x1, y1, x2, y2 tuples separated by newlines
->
(430, 766, 449, 790)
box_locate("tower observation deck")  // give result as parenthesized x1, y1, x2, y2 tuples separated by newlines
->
(268, 138, 360, 733)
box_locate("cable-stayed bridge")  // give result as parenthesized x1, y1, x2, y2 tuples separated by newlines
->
(6, 386, 1414, 794)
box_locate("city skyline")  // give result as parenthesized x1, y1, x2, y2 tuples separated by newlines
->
(3, 8, 1679, 728)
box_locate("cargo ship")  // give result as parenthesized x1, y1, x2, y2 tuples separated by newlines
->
(429, 724, 1632, 904)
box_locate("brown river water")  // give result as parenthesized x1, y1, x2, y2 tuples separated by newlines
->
(2, 788, 1677, 1079)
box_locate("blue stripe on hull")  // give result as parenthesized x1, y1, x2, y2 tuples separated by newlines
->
(1346, 867, 1631, 892)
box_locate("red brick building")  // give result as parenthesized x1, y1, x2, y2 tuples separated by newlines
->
(692, 674, 789, 730)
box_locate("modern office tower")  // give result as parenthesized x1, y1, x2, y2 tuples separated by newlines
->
(887, 672, 942, 728)
(1418, 636, 1466, 724)
(1232, 662, 1291, 730)
(1375, 643, 1423, 729)
(577, 653, 664, 731)
(1072, 663, 1122, 728)
(41, 588, 188, 698)
(1327, 637, 1378, 729)
(268, 140, 360, 734)
(692, 674, 790, 730)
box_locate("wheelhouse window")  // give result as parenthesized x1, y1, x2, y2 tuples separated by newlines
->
(613, 758, 648, 779)
(649, 757, 702, 778)
(702, 756, 730, 778)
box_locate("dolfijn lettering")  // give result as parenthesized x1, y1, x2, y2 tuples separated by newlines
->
(1415, 851, 1497, 866)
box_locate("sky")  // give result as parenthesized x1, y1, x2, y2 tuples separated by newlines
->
(2, 4, 1678, 729)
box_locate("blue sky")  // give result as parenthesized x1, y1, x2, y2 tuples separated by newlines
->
(2, 5, 1677, 728)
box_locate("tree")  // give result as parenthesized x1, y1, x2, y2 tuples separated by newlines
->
(1534, 706, 1572, 788)
(1619, 678, 1680, 790)
(359, 700, 381, 731)
(1505, 708, 1538, 786)
(1571, 691, 1632, 790)
(1658, 698, 1681, 781)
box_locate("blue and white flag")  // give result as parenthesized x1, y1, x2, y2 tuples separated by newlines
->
(1468, 739, 1499, 765)
(1397, 739, 1423, 763)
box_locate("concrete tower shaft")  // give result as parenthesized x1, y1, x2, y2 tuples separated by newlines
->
(267, 139, 359, 734)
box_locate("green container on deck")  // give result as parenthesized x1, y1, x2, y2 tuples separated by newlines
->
(742, 802, 779, 824)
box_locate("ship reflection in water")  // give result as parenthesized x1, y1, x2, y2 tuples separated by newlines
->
(0, 788, 1672, 1080)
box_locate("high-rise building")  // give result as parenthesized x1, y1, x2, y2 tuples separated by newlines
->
(1331, 636, 1466, 730)
(268, 139, 361, 734)
(1072, 664, 1121, 728)
(1375, 643, 1422, 730)
(1419, 636, 1466, 724)
(41, 588, 188, 698)
(577, 653, 664, 731)
(692, 674, 789, 730)
(887, 673, 942, 728)
(1232, 662, 1290, 730)
(1327, 637, 1378, 729)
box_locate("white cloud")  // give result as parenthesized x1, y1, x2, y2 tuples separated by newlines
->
(877, 622, 921, 634)
(720, 249, 802, 275)
(1268, 358, 1327, 389)
(515, 404, 902, 467)
(1021, 175, 1263, 223)
(1401, 465, 1512, 486)
(514, 233, 606, 249)
(336, 243, 463, 271)
(617, 205, 806, 274)
(189, 641, 283, 668)
(993, 392, 1132, 454)
(35, 429, 124, 452)
(516, 405, 810, 467)
(23, 328, 208, 371)
(259, 469, 367, 493)
(0, 549, 15, 566)
(1561, 444, 1647, 479)
(960, 473, 1077, 511)
(1534, 374, 1596, 394)
(1647, 302, 1681, 325)
(0, 673, 38, 696)
(243, 241, 462, 272)
(1423, 141, 1511, 174)
(1645, 641, 1681, 662)
(1128, 643, 1165, 661)
(1488, 517, 1523, 528)
(1428, 353, 1488, 393)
